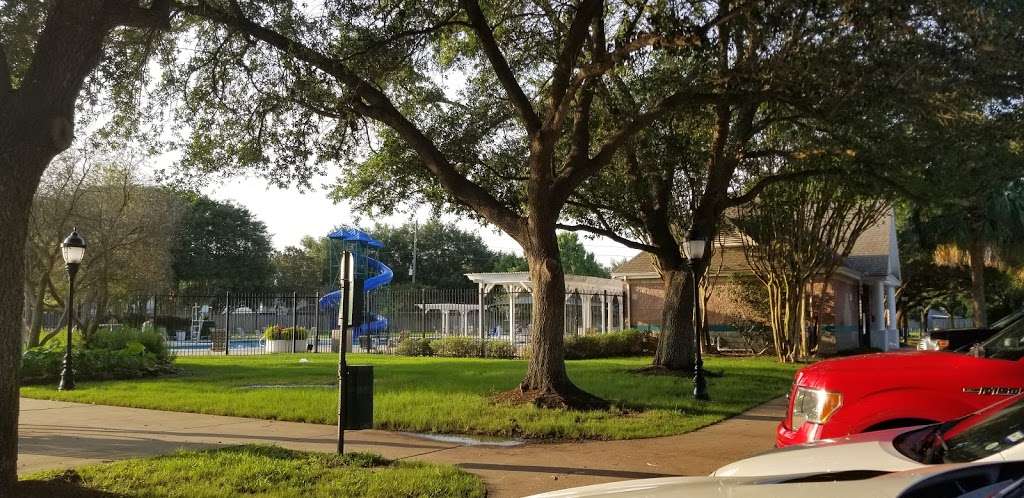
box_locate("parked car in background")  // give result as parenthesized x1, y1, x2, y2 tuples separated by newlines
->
(716, 393, 1024, 477)
(527, 461, 1024, 498)
(920, 309, 1024, 351)
(777, 317, 1024, 447)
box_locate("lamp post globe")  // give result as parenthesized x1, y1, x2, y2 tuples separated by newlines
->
(684, 229, 710, 401)
(58, 228, 86, 391)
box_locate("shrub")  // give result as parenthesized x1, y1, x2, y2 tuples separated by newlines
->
(20, 327, 175, 384)
(563, 329, 657, 359)
(91, 328, 170, 360)
(261, 325, 309, 341)
(484, 340, 516, 359)
(395, 337, 433, 356)
(425, 337, 518, 359)
(429, 337, 481, 357)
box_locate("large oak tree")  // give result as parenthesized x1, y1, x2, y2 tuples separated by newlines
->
(162, 0, 759, 407)
(562, 0, 1024, 370)
(0, 1, 170, 492)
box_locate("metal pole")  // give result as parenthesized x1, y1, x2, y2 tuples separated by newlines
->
(58, 264, 78, 391)
(314, 290, 321, 353)
(291, 291, 298, 353)
(224, 291, 231, 355)
(692, 266, 709, 401)
(411, 218, 417, 285)
(337, 251, 351, 454)
(225, 288, 231, 356)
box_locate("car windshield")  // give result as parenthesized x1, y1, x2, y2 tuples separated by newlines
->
(941, 397, 1024, 463)
(978, 319, 1024, 360)
(991, 309, 1024, 330)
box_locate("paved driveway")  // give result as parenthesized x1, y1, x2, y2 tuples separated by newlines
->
(18, 397, 786, 497)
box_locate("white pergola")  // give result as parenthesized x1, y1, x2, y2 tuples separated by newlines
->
(465, 272, 627, 334)
(415, 303, 476, 335)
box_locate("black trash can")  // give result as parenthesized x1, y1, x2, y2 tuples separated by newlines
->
(344, 365, 373, 430)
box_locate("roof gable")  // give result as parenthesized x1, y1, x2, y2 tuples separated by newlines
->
(612, 211, 900, 282)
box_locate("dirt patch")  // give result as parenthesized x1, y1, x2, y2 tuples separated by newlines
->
(491, 387, 609, 411)
(631, 365, 725, 378)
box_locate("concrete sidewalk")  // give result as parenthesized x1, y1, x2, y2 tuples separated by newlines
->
(18, 397, 786, 497)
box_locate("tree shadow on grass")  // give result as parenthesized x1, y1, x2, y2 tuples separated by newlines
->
(17, 471, 125, 498)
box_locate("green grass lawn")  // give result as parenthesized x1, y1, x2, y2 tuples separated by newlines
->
(21, 354, 798, 440)
(19, 445, 485, 498)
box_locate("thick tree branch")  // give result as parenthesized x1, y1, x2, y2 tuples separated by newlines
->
(461, 0, 542, 135)
(175, 0, 526, 240)
(110, 0, 172, 29)
(726, 169, 830, 207)
(556, 223, 658, 253)
(547, 0, 601, 122)
(567, 198, 645, 228)
(564, 84, 594, 170)
(554, 89, 767, 202)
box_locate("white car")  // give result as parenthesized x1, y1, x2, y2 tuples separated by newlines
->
(528, 461, 1024, 498)
(714, 393, 1024, 477)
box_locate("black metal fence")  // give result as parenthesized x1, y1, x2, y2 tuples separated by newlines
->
(68, 287, 628, 357)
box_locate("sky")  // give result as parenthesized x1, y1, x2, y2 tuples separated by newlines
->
(201, 174, 640, 269)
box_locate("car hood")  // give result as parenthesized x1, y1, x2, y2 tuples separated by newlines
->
(801, 351, 969, 374)
(713, 427, 921, 477)
(525, 466, 952, 498)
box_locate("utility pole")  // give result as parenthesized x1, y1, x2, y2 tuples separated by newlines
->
(410, 217, 418, 285)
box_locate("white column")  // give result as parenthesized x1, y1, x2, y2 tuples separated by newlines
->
(870, 281, 886, 350)
(600, 292, 607, 333)
(441, 311, 449, 335)
(582, 294, 593, 332)
(886, 285, 897, 329)
(886, 284, 898, 350)
(605, 292, 613, 332)
(509, 291, 516, 338)
(616, 296, 623, 330)
(478, 284, 485, 338)
(461, 310, 469, 335)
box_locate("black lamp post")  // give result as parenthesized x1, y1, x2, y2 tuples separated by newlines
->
(683, 229, 709, 401)
(58, 228, 86, 391)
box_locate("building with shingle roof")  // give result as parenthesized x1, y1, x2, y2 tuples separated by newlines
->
(612, 212, 902, 353)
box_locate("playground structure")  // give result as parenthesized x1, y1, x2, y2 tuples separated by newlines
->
(318, 227, 394, 347)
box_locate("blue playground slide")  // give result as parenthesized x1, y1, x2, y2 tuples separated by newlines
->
(318, 227, 393, 337)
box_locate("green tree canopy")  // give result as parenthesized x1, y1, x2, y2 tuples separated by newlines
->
(371, 220, 498, 288)
(557, 233, 609, 278)
(171, 196, 274, 292)
(272, 236, 332, 293)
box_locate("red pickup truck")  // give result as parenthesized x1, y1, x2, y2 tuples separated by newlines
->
(776, 318, 1024, 447)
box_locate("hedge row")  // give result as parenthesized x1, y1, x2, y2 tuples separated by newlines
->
(395, 336, 516, 359)
(563, 330, 658, 359)
(394, 330, 657, 359)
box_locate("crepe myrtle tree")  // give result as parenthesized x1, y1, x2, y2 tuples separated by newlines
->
(558, 0, 1024, 371)
(162, 0, 761, 408)
(0, 1, 171, 492)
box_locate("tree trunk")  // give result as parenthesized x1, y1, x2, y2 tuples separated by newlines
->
(0, 2, 169, 489)
(26, 271, 52, 348)
(652, 266, 696, 371)
(517, 220, 606, 409)
(0, 153, 51, 493)
(968, 237, 988, 328)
